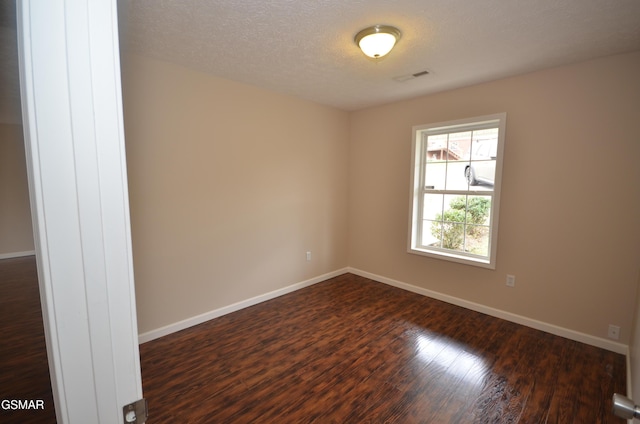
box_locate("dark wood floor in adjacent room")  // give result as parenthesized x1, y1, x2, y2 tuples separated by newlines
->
(0, 257, 56, 424)
(140, 273, 626, 423)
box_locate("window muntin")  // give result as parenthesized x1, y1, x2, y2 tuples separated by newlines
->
(409, 114, 506, 268)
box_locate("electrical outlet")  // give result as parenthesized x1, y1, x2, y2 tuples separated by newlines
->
(608, 325, 620, 340)
(506, 274, 515, 287)
(306, 251, 311, 261)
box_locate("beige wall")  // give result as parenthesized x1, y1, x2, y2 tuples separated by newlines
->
(349, 51, 640, 344)
(122, 51, 639, 343)
(0, 123, 34, 255)
(121, 55, 350, 334)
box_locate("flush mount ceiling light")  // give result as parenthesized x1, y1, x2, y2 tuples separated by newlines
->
(354, 25, 402, 59)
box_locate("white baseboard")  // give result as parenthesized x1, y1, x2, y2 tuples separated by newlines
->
(0, 250, 36, 260)
(138, 268, 349, 344)
(138, 265, 629, 356)
(348, 267, 629, 355)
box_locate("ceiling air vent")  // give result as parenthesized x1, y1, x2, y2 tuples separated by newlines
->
(393, 70, 430, 83)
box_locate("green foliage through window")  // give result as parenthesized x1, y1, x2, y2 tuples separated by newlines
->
(431, 196, 490, 251)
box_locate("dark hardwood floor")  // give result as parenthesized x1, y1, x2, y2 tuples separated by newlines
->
(140, 273, 626, 423)
(0, 256, 56, 424)
(0, 257, 627, 423)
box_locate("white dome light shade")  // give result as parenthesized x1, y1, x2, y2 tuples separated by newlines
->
(355, 25, 401, 59)
(359, 33, 397, 58)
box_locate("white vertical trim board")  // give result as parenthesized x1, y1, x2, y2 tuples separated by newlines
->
(17, 1, 142, 423)
(348, 268, 628, 355)
(0, 251, 36, 260)
(138, 268, 349, 344)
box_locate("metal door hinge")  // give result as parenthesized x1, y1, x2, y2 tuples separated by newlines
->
(123, 398, 148, 424)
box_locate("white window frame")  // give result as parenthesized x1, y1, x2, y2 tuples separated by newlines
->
(408, 113, 506, 269)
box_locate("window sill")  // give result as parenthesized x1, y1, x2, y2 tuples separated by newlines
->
(408, 246, 496, 270)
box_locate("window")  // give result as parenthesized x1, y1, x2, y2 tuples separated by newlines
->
(408, 113, 506, 268)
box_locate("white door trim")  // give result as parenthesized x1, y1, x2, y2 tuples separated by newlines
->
(17, 1, 143, 422)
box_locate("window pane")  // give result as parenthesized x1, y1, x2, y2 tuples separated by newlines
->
(446, 160, 470, 191)
(444, 194, 466, 222)
(441, 222, 465, 252)
(465, 225, 490, 256)
(422, 193, 444, 220)
(467, 129, 499, 188)
(425, 134, 447, 189)
(422, 193, 445, 247)
(472, 128, 499, 152)
(448, 131, 471, 160)
(465, 195, 492, 226)
(422, 220, 441, 246)
(426, 134, 449, 161)
(424, 161, 446, 190)
(466, 158, 496, 188)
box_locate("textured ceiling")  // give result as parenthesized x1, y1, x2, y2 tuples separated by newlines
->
(2, 1, 640, 124)
(120, 0, 640, 111)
